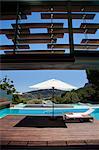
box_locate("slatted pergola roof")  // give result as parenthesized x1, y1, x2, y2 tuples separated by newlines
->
(0, 0, 99, 70)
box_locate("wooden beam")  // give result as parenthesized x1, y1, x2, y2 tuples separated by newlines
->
(0, 53, 75, 63)
(4, 50, 65, 54)
(48, 44, 99, 50)
(14, 39, 57, 44)
(74, 50, 99, 56)
(80, 23, 99, 29)
(0, 14, 27, 20)
(26, 5, 99, 12)
(47, 28, 97, 34)
(41, 13, 95, 19)
(1, 2, 32, 15)
(6, 33, 64, 39)
(1, 1, 99, 15)
(67, 1, 74, 55)
(0, 52, 99, 70)
(0, 45, 30, 50)
(0, 29, 30, 35)
(12, 23, 63, 29)
(81, 39, 99, 44)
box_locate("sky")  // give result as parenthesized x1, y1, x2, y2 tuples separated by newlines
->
(0, 70, 88, 92)
(0, 11, 98, 93)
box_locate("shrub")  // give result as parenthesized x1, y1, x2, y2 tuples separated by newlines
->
(27, 99, 42, 104)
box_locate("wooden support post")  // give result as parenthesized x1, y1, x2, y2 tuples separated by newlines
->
(67, 1, 74, 55)
(14, 2, 20, 54)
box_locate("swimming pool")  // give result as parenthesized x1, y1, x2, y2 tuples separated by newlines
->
(0, 108, 99, 120)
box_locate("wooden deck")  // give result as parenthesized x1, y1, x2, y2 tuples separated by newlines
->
(0, 115, 99, 149)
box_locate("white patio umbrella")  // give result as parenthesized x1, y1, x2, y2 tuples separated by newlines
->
(29, 79, 77, 91)
(29, 79, 77, 118)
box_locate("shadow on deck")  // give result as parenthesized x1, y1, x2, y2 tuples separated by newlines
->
(14, 116, 67, 128)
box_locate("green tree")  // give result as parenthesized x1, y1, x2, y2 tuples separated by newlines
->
(0, 76, 19, 103)
(0, 76, 16, 94)
(54, 96, 64, 104)
(76, 86, 96, 103)
(86, 69, 99, 102)
(86, 69, 99, 87)
(63, 91, 79, 103)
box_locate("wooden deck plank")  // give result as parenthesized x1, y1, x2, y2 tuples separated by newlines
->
(0, 115, 99, 146)
(28, 141, 48, 146)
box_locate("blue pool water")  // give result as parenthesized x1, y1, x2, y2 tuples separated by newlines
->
(91, 109, 99, 120)
(0, 108, 99, 120)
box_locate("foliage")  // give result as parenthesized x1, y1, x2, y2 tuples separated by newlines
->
(11, 95, 27, 104)
(26, 99, 43, 104)
(62, 91, 80, 103)
(86, 69, 99, 87)
(0, 76, 20, 103)
(76, 86, 96, 103)
(61, 69, 99, 104)
(0, 76, 16, 94)
(86, 69, 99, 102)
(61, 85, 96, 103)
(53, 91, 80, 104)
(54, 96, 64, 104)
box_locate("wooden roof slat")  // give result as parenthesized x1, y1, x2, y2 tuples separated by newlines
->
(0, 53, 75, 64)
(47, 28, 97, 34)
(23, 1, 99, 7)
(0, 15, 27, 20)
(1, 50, 99, 57)
(27, 5, 99, 12)
(1, 11, 31, 16)
(41, 13, 95, 19)
(7, 33, 64, 39)
(14, 39, 57, 44)
(48, 44, 99, 50)
(1, 1, 99, 14)
(81, 39, 99, 44)
(12, 23, 63, 29)
(80, 23, 99, 29)
(0, 29, 30, 34)
(1, 2, 32, 15)
(74, 50, 99, 56)
(0, 45, 30, 50)
(4, 50, 65, 54)
(0, 28, 97, 35)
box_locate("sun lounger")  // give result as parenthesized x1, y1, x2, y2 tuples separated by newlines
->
(63, 108, 94, 122)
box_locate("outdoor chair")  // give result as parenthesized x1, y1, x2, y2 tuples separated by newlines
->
(63, 108, 94, 122)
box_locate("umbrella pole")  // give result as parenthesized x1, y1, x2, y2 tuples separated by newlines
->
(52, 87, 55, 119)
